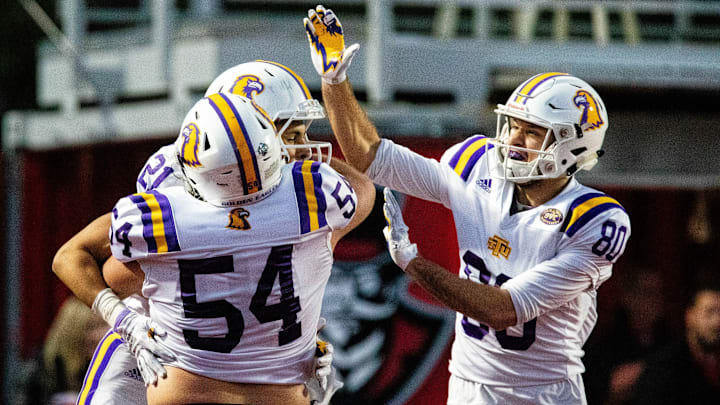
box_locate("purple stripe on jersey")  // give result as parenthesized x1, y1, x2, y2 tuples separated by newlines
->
(292, 162, 312, 233)
(310, 161, 328, 229)
(206, 95, 250, 195)
(459, 142, 493, 182)
(565, 203, 623, 237)
(77, 331, 123, 405)
(447, 135, 484, 169)
(129, 194, 159, 253)
(220, 93, 262, 192)
(567, 192, 605, 214)
(148, 190, 180, 252)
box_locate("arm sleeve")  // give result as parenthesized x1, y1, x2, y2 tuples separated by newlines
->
(319, 162, 358, 231)
(110, 190, 181, 262)
(365, 139, 452, 206)
(135, 145, 182, 193)
(503, 209, 631, 323)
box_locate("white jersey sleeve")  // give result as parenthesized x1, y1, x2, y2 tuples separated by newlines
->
(135, 145, 183, 193)
(110, 189, 182, 263)
(365, 139, 453, 206)
(289, 160, 357, 232)
(502, 193, 631, 324)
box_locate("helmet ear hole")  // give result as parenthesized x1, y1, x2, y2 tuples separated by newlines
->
(204, 133, 211, 151)
(256, 116, 268, 130)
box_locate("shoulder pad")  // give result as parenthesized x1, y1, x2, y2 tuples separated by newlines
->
(290, 160, 357, 234)
(136, 145, 181, 193)
(444, 135, 494, 181)
(561, 192, 626, 237)
(111, 190, 181, 261)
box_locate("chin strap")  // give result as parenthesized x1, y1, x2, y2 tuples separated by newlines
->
(572, 149, 605, 175)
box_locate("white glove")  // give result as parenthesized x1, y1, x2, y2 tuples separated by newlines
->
(307, 317, 344, 405)
(383, 188, 418, 271)
(307, 361, 344, 405)
(304, 5, 360, 84)
(314, 317, 333, 389)
(93, 288, 176, 386)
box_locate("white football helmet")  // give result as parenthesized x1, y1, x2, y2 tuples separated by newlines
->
(205, 60, 332, 163)
(489, 72, 608, 183)
(176, 93, 283, 207)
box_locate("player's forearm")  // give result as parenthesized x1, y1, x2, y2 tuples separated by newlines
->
(405, 257, 518, 330)
(102, 257, 144, 298)
(52, 213, 113, 307)
(322, 79, 381, 173)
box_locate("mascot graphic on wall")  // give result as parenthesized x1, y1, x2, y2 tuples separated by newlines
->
(321, 253, 454, 405)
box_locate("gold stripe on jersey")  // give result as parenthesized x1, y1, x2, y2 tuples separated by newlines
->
(454, 137, 491, 178)
(77, 332, 123, 404)
(128, 191, 181, 254)
(562, 193, 624, 237)
(301, 161, 321, 230)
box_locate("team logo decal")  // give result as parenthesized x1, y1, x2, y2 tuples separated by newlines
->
(179, 123, 202, 167)
(322, 254, 455, 405)
(487, 234, 511, 259)
(540, 208, 564, 225)
(573, 90, 604, 131)
(230, 75, 265, 99)
(227, 207, 251, 230)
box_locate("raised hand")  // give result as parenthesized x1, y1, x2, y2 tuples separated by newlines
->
(304, 5, 360, 84)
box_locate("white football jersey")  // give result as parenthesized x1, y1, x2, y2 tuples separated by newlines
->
(110, 160, 357, 384)
(121, 144, 183, 315)
(367, 138, 630, 387)
(80, 145, 183, 404)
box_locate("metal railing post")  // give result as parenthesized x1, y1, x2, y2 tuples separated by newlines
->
(366, 0, 391, 105)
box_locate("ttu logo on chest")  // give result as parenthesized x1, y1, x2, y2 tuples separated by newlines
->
(540, 208, 563, 225)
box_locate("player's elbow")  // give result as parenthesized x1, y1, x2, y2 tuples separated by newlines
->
(347, 138, 381, 174)
(355, 178, 376, 221)
(51, 243, 72, 277)
(485, 310, 518, 330)
(481, 289, 518, 330)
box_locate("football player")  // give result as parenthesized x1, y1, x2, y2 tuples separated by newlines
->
(52, 60, 351, 405)
(101, 92, 374, 405)
(304, 5, 631, 404)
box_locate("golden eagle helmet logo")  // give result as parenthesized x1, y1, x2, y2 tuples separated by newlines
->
(230, 75, 265, 100)
(573, 90, 605, 131)
(179, 123, 202, 168)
